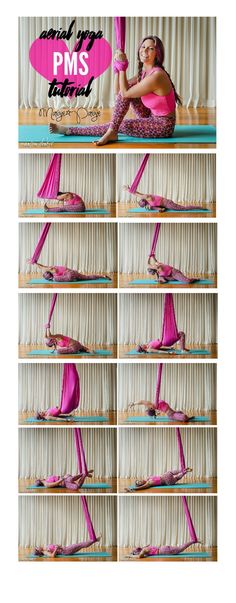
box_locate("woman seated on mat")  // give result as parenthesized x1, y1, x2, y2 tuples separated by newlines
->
(44, 325, 94, 355)
(123, 185, 203, 212)
(49, 36, 180, 145)
(32, 261, 111, 283)
(126, 539, 201, 559)
(147, 255, 196, 284)
(34, 469, 94, 490)
(44, 191, 85, 213)
(34, 535, 102, 558)
(135, 332, 189, 354)
(125, 468, 192, 492)
(128, 401, 193, 422)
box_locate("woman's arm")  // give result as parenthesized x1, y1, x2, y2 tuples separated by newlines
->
(119, 70, 163, 99)
(138, 547, 150, 558)
(35, 262, 54, 270)
(114, 72, 119, 95)
(128, 401, 154, 409)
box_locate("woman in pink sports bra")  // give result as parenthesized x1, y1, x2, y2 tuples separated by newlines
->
(128, 400, 193, 422)
(147, 255, 196, 284)
(33, 261, 111, 283)
(125, 467, 192, 492)
(49, 36, 181, 145)
(127, 539, 200, 558)
(44, 325, 94, 355)
(34, 469, 94, 490)
(123, 185, 204, 213)
(44, 191, 86, 213)
(136, 331, 188, 354)
(34, 535, 102, 558)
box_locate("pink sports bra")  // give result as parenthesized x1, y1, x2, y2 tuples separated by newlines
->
(64, 194, 82, 206)
(45, 406, 61, 417)
(46, 475, 60, 483)
(141, 68, 176, 116)
(157, 400, 170, 413)
(54, 266, 67, 276)
(148, 339, 162, 350)
(57, 335, 71, 347)
(158, 263, 173, 278)
(149, 475, 162, 486)
(147, 546, 159, 556)
(148, 195, 164, 207)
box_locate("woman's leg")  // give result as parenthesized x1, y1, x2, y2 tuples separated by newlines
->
(63, 540, 95, 555)
(159, 541, 197, 555)
(178, 331, 187, 351)
(171, 268, 195, 284)
(163, 199, 204, 211)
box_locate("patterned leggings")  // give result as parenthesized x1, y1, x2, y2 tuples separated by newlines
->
(158, 540, 197, 556)
(67, 89, 176, 139)
(44, 203, 85, 213)
(160, 468, 187, 486)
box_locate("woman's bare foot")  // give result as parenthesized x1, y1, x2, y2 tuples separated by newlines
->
(96, 534, 102, 543)
(49, 123, 70, 135)
(94, 128, 118, 146)
(186, 467, 193, 472)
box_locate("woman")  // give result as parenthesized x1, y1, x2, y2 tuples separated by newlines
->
(126, 539, 201, 559)
(49, 36, 180, 145)
(44, 325, 94, 355)
(33, 261, 111, 283)
(35, 406, 73, 420)
(124, 185, 204, 212)
(136, 331, 189, 354)
(34, 535, 102, 558)
(147, 255, 196, 284)
(128, 400, 193, 422)
(125, 468, 192, 492)
(44, 191, 85, 213)
(34, 469, 93, 491)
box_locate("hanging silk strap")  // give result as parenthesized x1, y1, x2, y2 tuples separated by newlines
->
(149, 223, 161, 258)
(128, 154, 150, 194)
(74, 428, 88, 475)
(30, 223, 51, 264)
(60, 364, 80, 414)
(161, 293, 179, 347)
(37, 154, 62, 199)
(182, 496, 198, 543)
(154, 363, 163, 409)
(114, 17, 126, 51)
(80, 496, 97, 542)
(47, 293, 57, 327)
(176, 428, 186, 472)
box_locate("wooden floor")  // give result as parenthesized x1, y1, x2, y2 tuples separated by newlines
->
(18, 202, 117, 219)
(118, 410, 217, 426)
(118, 344, 217, 359)
(19, 546, 117, 562)
(18, 344, 118, 359)
(118, 202, 216, 218)
(19, 272, 117, 289)
(19, 477, 117, 494)
(119, 273, 217, 289)
(19, 410, 117, 426)
(119, 546, 217, 562)
(118, 477, 217, 494)
(19, 107, 216, 149)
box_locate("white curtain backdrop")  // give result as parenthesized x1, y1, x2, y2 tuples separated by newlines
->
(19, 154, 116, 205)
(19, 17, 216, 108)
(117, 154, 216, 204)
(119, 223, 216, 274)
(119, 496, 217, 547)
(19, 363, 116, 412)
(19, 293, 117, 345)
(118, 363, 216, 413)
(118, 427, 216, 479)
(119, 293, 217, 345)
(19, 496, 117, 547)
(19, 223, 117, 274)
(19, 428, 116, 478)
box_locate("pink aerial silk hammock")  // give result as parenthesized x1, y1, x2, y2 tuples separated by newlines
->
(47, 293, 57, 327)
(37, 154, 62, 199)
(149, 223, 161, 258)
(176, 427, 186, 472)
(129, 154, 150, 194)
(114, 17, 126, 51)
(182, 496, 198, 543)
(30, 223, 51, 264)
(74, 428, 97, 541)
(154, 363, 163, 408)
(161, 294, 179, 347)
(60, 364, 80, 414)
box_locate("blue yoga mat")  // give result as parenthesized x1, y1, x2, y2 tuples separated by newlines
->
(24, 416, 108, 423)
(130, 552, 211, 559)
(125, 416, 210, 423)
(30, 551, 111, 559)
(28, 349, 112, 356)
(126, 349, 210, 356)
(129, 279, 214, 286)
(128, 207, 211, 214)
(24, 208, 110, 215)
(129, 482, 210, 490)
(27, 483, 111, 490)
(28, 278, 112, 285)
(19, 125, 216, 144)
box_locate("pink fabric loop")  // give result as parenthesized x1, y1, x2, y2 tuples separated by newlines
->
(60, 364, 80, 414)
(176, 428, 186, 472)
(113, 59, 128, 72)
(31, 223, 51, 264)
(129, 154, 150, 194)
(37, 154, 62, 199)
(81, 496, 97, 542)
(182, 496, 198, 543)
(114, 17, 126, 52)
(47, 293, 57, 327)
(161, 294, 179, 347)
(154, 363, 163, 408)
(74, 428, 88, 475)
(150, 223, 161, 257)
